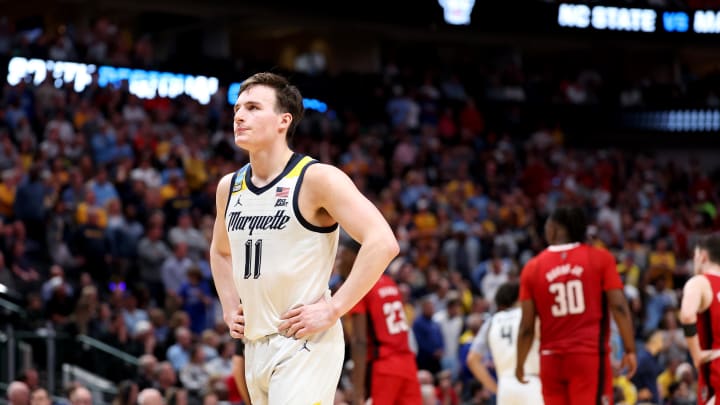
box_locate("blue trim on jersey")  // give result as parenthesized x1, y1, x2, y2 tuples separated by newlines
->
(292, 161, 339, 234)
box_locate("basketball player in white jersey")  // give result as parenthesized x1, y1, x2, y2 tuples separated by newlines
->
(210, 72, 399, 405)
(466, 282, 542, 405)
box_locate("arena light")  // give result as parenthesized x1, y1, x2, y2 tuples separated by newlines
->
(663, 12, 689, 32)
(227, 82, 328, 113)
(624, 109, 720, 132)
(7, 56, 95, 92)
(6, 56, 219, 105)
(97, 66, 218, 104)
(437, 0, 476, 25)
(694, 10, 720, 33)
(558, 4, 657, 32)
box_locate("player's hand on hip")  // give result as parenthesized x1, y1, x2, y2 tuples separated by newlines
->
(696, 349, 720, 369)
(515, 366, 527, 384)
(622, 352, 637, 378)
(225, 303, 245, 339)
(278, 296, 339, 339)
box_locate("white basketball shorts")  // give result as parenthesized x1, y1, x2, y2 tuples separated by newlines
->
(245, 320, 344, 405)
(497, 375, 543, 405)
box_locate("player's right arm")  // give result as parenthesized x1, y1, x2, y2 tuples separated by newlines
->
(679, 275, 715, 369)
(349, 312, 368, 405)
(210, 173, 243, 338)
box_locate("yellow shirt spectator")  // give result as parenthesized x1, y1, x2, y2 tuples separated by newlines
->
(613, 375, 637, 405)
(76, 203, 108, 228)
(657, 368, 677, 401)
(183, 155, 209, 192)
(617, 257, 641, 288)
(648, 239, 676, 288)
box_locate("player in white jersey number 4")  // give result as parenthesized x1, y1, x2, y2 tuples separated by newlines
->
(467, 281, 543, 405)
(210, 72, 399, 405)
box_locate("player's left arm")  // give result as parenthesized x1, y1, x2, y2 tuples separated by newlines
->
(602, 250, 637, 378)
(516, 299, 535, 384)
(679, 275, 716, 369)
(279, 164, 399, 339)
(515, 259, 536, 384)
(466, 320, 497, 393)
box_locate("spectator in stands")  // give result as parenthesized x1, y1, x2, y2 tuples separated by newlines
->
(137, 388, 163, 405)
(67, 385, 92, 405)
(41, 265, 73, 302)
(178, 267, 212, 335)
(6, 380, 29, 405)
(111, 380, 138, 405)
(205, 340, 234, 378)
(137, 224, 171, 305)
(161, 242, 192, 299)
(70, 207, 112, 285)
(432, 292, 464, 376)
(179, 344, 210, 398)
(631, 330, 667, 404)
(168, 211, 208, 260)
(29, 387, 51, 405)
(13, 165, 51, 247)
(414, 297, 444, 374)
(137, 354, 159, 390)
(166, 327, 192, 371)
(153, 362, 187, 405)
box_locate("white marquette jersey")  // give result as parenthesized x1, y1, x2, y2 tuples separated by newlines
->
(224, 154, 339, 341)
(471, 307, 540, 379)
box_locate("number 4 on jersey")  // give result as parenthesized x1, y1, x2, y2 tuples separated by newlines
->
(549, 280, 585, 317)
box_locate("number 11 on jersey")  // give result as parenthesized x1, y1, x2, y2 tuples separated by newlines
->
(244, 239, 263, 279)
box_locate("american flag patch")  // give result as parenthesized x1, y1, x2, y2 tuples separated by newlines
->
(275, 187, 289, 197)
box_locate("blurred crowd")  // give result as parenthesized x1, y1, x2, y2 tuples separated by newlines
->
(1, 14, 720, 405)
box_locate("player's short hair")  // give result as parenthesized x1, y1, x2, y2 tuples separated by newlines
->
(494, 281, 519, 310)
(697, 233, 720, 264)
(239, 72, 305, 142)
(548, 206, 588, 243)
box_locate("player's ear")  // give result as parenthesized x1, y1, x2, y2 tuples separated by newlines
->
(279, 112, 292, 131)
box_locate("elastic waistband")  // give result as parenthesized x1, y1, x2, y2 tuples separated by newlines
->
(245, 333, 280, 345)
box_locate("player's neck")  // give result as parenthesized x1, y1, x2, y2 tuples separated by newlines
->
(248, 143, 294, 185)
(704, 264, 720, 276)
(547, 241, 580, 251)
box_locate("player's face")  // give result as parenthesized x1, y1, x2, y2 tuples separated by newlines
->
(233, 85, 291, 151)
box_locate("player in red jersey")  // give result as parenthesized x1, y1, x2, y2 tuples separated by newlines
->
(337, 233, 422, 405)
(680, 233, 720, 405)
(515, 206, 637, 405)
